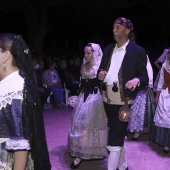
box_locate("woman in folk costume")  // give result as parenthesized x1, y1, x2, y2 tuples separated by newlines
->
(153, 48, 168, 93)
(150, 47, 170, 154)
(0, 33, 51, 170)
(128, 55, 155, 140)
(68, 43, 108, 169)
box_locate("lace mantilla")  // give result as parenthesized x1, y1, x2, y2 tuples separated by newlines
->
(0, 91, 23, 110)
(83, 43, 103, 76)
(81, 64, 96, 79)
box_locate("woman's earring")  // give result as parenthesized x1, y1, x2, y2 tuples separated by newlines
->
(2, 64, 6, 72)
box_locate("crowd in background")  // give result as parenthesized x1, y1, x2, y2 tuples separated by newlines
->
(32, 51, 83, 109)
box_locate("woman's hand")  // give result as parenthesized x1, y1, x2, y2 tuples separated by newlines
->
(98, 70, 107, 81)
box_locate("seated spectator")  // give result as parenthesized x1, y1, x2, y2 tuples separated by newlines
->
(32, 56, 51, 108)
(70, 55, 82, 83)
(42, 59, 64, 108)
(43, 55, 52, 72)
(57, 58, 79, 95)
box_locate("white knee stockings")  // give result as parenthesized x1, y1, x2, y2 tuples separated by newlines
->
(107, 145, 128, 170)
(118, 144, 128, 170)
(107, 146, 121, 170)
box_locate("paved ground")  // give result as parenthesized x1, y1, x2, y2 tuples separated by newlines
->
(44, 106, 170, 170)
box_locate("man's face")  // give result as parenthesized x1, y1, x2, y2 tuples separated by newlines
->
(74, 58, 81, 66)
(113, 23, 130, 42)
(59, 60, 67, 69)
(50, 62, 56, 70)
(32, 59, 38, 68)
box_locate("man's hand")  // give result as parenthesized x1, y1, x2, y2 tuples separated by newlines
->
(125, 78, 140, 91)
(98, 70, 107, 81)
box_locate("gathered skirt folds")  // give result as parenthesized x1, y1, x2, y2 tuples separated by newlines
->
(150, 123, 170, 146)
(150, 87, 170, 146)
(128, 88, 155, 133)
(68, 90, 108, 160)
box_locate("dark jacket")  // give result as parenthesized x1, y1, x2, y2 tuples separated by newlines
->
(99, 41, 149, 101)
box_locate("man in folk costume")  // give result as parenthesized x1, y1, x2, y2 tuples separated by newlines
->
(98, 17, 148, 170)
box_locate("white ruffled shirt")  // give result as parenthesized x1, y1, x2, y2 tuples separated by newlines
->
(103, 40, 130, 105)
(104, 40, 129, 85)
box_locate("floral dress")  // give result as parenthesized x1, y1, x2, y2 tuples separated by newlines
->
(68, 64, 108, 159)
(128, 55, 155, 133)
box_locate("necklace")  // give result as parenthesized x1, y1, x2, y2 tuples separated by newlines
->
(85, 62, 92, 71)
(83, 63, 93, 81)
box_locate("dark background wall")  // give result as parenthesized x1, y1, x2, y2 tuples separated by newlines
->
(0, 0, 170, 61)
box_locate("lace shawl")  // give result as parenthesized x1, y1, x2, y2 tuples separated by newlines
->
(83, 43, 103, 76)
(0, 71, 24, 110)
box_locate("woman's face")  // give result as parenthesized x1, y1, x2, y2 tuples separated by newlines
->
(84, 46, 93, 63)
(49, 62, 56, 70)
(0, 48, 5, 75)
(167, 52, 170, 61)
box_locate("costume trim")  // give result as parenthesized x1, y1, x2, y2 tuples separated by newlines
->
(0, 91, 23, 110)
(6, 139, 30, 150)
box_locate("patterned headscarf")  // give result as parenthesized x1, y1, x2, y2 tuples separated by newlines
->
(114, 17, 135, 41)
(114, 17, 133, 31)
